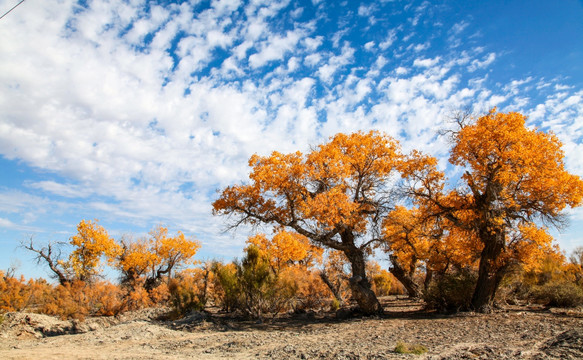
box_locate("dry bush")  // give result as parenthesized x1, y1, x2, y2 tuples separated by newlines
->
(532, 280, 583, 308)
(279, 266, 331, 311)
(497, 254, 583, 308)
(167, 272, 209, 317)
(149, 282, 171, 304)
(0, 272, 34, 312)
(39, 280, 127, 320)
(40, 281, 91, 320)
(423, 269, 476, 312)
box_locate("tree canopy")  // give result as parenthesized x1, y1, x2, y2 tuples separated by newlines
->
(213, 131, 414, 314)
(407, 109, 583, 311)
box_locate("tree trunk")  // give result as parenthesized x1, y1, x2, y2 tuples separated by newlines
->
(423, 268, 433, 292)
(319, 270, 344, 305)
(389, 254, 422, 298)
(471, 229, 505, 312)
(344, 248, 383, 315)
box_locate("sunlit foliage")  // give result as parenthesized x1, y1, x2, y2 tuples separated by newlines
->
(67, 220, 121, 282)
(246, 230, 323, 272)
(407, 109, 583, 311)
(116, 225, 201, 290)
(213, 131, 425, 314)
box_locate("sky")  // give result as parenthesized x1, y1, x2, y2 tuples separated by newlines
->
(1, 0, 582, 280)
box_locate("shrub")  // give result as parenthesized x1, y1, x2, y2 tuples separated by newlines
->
(149, 282, 171, 304)
(279, 266, 330, 312)
(40, 281, 91, 320)
(532, 280, 583, 308)
(168, 278, 205, 317)
(330, 298, 341, 311)
(237, 246, 293, 318)
(0, 272, 30, 312)
(212, 261, 241, 312)
(394, 341, 428, 355)
(423, 269, 476, 312)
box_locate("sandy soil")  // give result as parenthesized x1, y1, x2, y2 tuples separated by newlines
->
(1, 297, 582, 359)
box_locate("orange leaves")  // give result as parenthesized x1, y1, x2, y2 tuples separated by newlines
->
(450, 109, 583, 218)
(301, 186, 362, 231)
(150, 225, 201, 269)
(509, 224, 557, 272)
(116, 224, 201, 288)
(117, 237, 157, 279)
(307, 131, 401, 183)
(213, 131, 410, 243)
(68, 219, 121, 282)
(246, 231, 322, 272)
(382, 206, 427, 266)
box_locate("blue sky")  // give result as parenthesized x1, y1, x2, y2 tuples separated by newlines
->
(1, 0, 582, 279)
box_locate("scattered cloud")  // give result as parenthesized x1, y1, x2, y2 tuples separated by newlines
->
(468, 52, 496, 72)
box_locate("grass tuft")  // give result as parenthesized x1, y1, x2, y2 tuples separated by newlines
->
(394, 341, 428, 355)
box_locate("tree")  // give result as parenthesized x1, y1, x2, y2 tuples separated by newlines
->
(382, 204, 482, 297)
(23, 238, 72, 286)
(213, 131, 416, 314)
(67, 219, 121, 282)
(382, 206, 428, 297)
(319, 249, 351, 306)
(407, 109, 583, 311)
(116, 225, 201, 290)
(24, 219, 120, 284)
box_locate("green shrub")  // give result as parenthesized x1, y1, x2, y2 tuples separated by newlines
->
(533, 280, 583, 307)
(212, 247, 297, 319)
(237, 246, 295, 318)
(394, 341, 428, 355)
(423, 269, 476, 312)
(212, 261, 241, 312)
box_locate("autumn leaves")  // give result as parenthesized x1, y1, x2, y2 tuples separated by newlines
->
(214, 109, 583, 313)
(16, 109, 583, 316)
(27, 221, 201, 288)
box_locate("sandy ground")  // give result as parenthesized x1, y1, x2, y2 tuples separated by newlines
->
(1, 297, 582, 359)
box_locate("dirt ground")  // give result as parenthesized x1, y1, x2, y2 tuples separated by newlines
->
(1, 297, 582, 359)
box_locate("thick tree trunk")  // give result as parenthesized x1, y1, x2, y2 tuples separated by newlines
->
(388, 255, 422, 298)
(344, 248, 383, 315)
(471, 229, 505, 312)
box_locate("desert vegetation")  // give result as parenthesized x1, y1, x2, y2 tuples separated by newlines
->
(2, 110, 583, 358)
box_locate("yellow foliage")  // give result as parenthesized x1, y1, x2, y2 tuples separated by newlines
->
(246, 230, 323, 272)
(278, 265, 331, 310)
(68, 219, 121, 282)
(214, 130, 405, 241)
(115, 225, 201, 287)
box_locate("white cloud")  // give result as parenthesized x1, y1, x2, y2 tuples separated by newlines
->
(303, 36, 323, 51)
(28, 181, 89, 199)
(413, 56, 441, 68)
(249, 30, 304, 68)
(358, 4, 375, 17)
(379, 29, 398, 50)
(395, 66, 409, 75)
(317, 43, 355, 83)
(468, 52, 496, 72)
